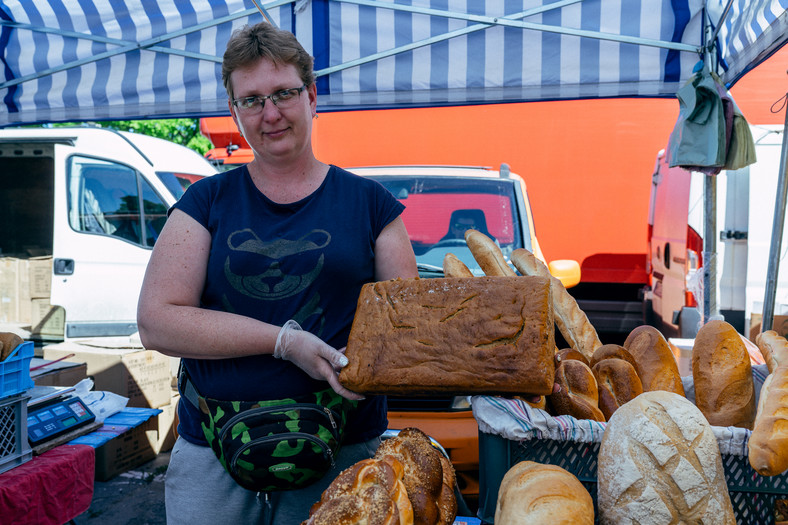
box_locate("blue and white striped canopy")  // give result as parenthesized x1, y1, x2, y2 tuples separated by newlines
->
(1, 0, 786, 126)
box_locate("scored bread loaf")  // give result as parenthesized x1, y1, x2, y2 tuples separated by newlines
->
(623, 325, 685, 396)
(748, 365, 788, 476)
(464, 229, 516, 277)
(340, 276, 555, 396)
(550, 359, 605, 421)
(510, 248, 601, 361)
(305, 457, 413, 525)
(442, 253, 474, 278)
(692, 320, 756, 429)
(597, 391, 736, 524)
(374, 427, 456, 525)
(756, 330, 788, 373)
(494, 461, 594, 525)
(592, 359, 643, 421)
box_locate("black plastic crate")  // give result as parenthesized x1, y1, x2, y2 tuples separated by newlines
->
(477, 431, 787, 524)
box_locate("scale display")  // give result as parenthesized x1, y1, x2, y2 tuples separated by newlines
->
(27, 396, 96, 445)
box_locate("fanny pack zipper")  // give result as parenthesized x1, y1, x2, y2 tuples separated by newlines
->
(230, 431, 335, 470)
(218, 403, 341, 442)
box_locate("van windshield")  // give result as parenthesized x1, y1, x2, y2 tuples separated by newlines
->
(368, 175, 527, 275)
(156, 172, 207, 199)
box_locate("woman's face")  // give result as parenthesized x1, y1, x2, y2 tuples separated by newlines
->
(228, 58, 316, 166)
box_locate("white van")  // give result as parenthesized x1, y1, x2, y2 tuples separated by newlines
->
(0, 127, 217, 340)
(646, 124, 785, 338)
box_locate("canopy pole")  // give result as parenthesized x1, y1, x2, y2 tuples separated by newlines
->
(701, 12, 718, 327)
(704, 174, 718, 324)
(761, 95, 788, 332)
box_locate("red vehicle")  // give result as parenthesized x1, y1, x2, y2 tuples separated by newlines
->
(199, 117, 253, 170)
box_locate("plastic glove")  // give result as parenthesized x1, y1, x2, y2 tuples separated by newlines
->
(274, 320, 364, 401)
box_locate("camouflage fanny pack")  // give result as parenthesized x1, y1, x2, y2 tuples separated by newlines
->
(179, 366, 357, 492)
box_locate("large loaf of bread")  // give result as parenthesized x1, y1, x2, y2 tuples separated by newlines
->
(340, 276, 555, 395)
(748, 365, 788, 476)
(692, 320, 756, 429)
(623, 325, 685, 396)
(494, 461, 594, 524)
(597, 391, 736, 524)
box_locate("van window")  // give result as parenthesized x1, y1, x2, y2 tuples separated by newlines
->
(155, 171, 205, 199)
(67, 156, 168, 247)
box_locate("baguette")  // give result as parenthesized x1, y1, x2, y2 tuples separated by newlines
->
(510, 248, 601, 360)
(748, 365, 788, 475)
(442, 253, 474, 278)
(756, 330, 788, 373)
(465, 229, 516, 277)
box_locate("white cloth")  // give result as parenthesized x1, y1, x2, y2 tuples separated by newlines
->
(472, 364, 771, 457)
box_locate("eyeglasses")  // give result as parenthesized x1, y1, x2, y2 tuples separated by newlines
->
(232, 85, 307, 114)
(453, 222, 475, 229)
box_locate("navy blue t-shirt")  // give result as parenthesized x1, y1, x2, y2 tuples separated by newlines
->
(171, 164, 404, 445)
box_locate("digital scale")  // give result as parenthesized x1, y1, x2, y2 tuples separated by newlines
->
(27, 386, 96, 446)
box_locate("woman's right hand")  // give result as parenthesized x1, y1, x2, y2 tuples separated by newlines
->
(274, 320, 364, 401)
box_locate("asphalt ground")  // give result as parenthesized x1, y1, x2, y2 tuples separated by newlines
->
(75, 451, 170, 525)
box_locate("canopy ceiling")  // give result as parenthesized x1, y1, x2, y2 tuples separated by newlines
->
(0, 0, 786, 127)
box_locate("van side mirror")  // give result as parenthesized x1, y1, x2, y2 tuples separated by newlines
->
(548, 259, 581, 288)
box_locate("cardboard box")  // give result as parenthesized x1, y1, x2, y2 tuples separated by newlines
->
(43, 339, 171, 408)
(0, 257, 31, 324)
(28, 256, 52, 299)
(30, 359, 88, 388)
(93, 417, 158, 481)
(30, 299, 65, 339)
(749, 314, 788, 341)
(150, 393, 180, 455)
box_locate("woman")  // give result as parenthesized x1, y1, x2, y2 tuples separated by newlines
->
(137, 22, 417, 525)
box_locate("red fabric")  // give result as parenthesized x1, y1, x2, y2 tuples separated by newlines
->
(0, 445, 95, 525)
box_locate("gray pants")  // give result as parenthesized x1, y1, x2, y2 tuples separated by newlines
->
(165, 435, 381, 525)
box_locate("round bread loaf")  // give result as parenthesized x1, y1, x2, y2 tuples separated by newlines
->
(692, 320, 756, 429)
(589, 344, 640, 375)
(494, 461, 594, 525)
(598, 391, 735, 524)
(592, 359, 643, 420)
(623, 325, 685, 396)
(554, 347, 590, 369)
(550, 359, 605, 421)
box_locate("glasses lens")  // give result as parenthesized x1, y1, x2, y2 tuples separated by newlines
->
(273, 88, 303, 108)
(236, 97, 261, 112)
